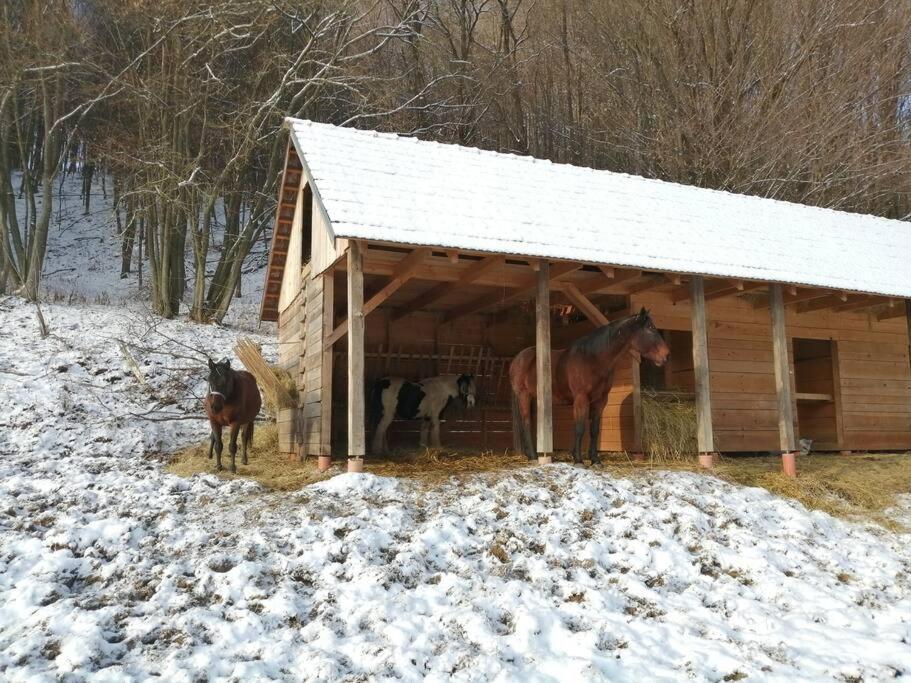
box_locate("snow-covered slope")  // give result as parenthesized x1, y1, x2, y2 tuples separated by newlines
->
(1, 297, 910, 682)
(15, 172, 270, 328)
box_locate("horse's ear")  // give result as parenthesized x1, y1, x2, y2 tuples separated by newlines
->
(208, 357, 215, 370)
(638, 306, 649, 322)
(224, 359, 231, 369)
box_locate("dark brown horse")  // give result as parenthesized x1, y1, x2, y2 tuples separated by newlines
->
(204, 358, 262, 473)
(510, 308, 670, 465)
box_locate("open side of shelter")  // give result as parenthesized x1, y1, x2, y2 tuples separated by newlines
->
(261, 121, 911, 476)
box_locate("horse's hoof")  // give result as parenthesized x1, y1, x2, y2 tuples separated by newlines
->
(231, 466, 237, 474)
(590, 460, 604, 468)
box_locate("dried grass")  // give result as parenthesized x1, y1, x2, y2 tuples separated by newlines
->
(166, 423, 329, 490)
(166, 422, 911, 529)
(714, 452, 911, 530)
(640, 390, 697, 462)
(262, 366, 298, 418)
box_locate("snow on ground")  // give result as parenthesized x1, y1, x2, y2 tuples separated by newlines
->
(1, 297, 911, 682)
(16, 171, 271, 329)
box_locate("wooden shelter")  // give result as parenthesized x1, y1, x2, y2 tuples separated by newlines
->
(261, 119, 911, 472)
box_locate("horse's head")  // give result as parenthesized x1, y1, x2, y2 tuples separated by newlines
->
(629, 308, 670, 367)
(207, 358, 234, 412)
(457, 374, 477, 408)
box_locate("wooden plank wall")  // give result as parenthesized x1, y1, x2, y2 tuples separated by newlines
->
(276, 288, 303, 455)
(299, 275, 329, 457)
(634, 290, 911, 451)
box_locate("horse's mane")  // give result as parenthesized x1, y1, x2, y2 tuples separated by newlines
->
(568, 313, 642, 356)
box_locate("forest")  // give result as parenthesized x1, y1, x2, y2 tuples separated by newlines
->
(1, 0, 909, 321)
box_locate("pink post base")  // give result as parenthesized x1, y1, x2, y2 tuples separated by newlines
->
(317, 456, 332, 472)
(537, 455, 553, 465)
(347, 458, 364, 473)
(698, 453, 717, 470)
(781, 451, 798, 478)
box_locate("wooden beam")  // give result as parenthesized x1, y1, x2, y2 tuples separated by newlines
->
(562, 282, 610, 327)
(703, 281, 765, 302)
(796, 292, 849, 314)
(690, 276, 715, 453)
(625, 275, 668, 295)
(831, 295, 890, 313)
(536, 262, 554, 458)
(326, 248, 430, 345)
(391, 255, 504, 321)
(878, 300, 910, 321)
(443, 262, 582, 323)
(769, 284, 796, 453)
(347, 241, 366, 461)
(675, 279, 763, 304)
(754, 288, 829, 309)
(598, 265, 616, 279)
(319, 272, 334, 458)
(445, 249, 459, 264)
(576, 268, 641, 295)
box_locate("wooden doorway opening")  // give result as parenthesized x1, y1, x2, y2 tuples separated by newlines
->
(793, 338, 839, 449)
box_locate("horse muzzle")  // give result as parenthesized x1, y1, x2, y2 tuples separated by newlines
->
(465, 395, 476, 408)
(207, 391, 226, 413)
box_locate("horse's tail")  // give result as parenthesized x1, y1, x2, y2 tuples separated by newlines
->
(367, 377, 386, 434)
(511, 391, 530, 455)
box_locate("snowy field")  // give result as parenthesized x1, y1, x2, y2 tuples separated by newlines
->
(20, 172, 270, 329)
(1, 297, 911, 682)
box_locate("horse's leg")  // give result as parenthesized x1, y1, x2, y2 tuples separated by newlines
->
(228, 423, 241, 473)
(517, 391, 535, 460)
(572, 395, 590, 465)
(419, 419, 430, 448)
(242, 422, 253, 465)
(208, 427, 215, 460)
(372, 412, 394, 455)
(213, 424, 224, 471)
(430, 413, 442, 448)
(588, 397, 608, 466)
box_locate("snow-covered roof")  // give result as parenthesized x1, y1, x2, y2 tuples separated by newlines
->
(286, 118, 911, 299)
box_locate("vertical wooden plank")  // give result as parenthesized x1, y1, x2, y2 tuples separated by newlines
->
(770, 283, 797, 453)
(535, 261, 554, 459)
(347, 242, 366, 464)
(690, 276, 715, 453)
(319, 271, 334, 464)
(831, 339, 846, 450)
(906, 300, 911, 365)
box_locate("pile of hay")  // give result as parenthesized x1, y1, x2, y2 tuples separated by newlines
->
(262, 365, 298, 417)
(167, 422, 329, 490)
(640, 390, 697, 461)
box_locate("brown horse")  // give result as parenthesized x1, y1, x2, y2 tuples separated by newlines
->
(204, 358, 262, 473)
(510, 308, 670, 465)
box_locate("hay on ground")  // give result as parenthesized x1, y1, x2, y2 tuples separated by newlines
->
(715, 452, 911, 530)
(640, 390, 697, 461)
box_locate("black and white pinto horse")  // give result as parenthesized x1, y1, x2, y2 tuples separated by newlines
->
(370, 374, 477, 454)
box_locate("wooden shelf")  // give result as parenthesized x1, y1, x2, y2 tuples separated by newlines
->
(795, 392, 834, 402)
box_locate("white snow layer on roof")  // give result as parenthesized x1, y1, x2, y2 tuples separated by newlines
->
(286, 118, 911, 299)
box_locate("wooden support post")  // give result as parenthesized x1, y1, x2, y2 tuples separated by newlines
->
(319, 272, 334, 471)
(347, 242, 366, 471)
(690, 276, 715, 465)
(536, 261, 554, 464)
(769, 283, 797, 477)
